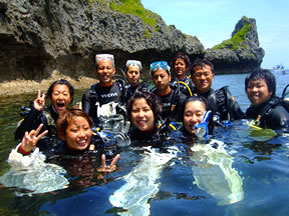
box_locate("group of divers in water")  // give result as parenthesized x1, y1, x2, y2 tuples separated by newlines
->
(2, 52, 289, 209)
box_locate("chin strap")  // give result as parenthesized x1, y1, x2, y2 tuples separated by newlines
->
(194, 111, 212, 140)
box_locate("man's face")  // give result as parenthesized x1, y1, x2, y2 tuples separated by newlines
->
(95, 59, 115, 85)
(192, 65, 214, 94)
(246, 78, 272, 106)
(152, 69, 171, 93)
(126, 65, 141, 87)
(174, 58, 187, 80)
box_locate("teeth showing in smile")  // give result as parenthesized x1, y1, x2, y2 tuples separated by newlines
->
(78, 140, 87, 145)
(138, 120, 146, 125)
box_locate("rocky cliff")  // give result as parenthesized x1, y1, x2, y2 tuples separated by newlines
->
(205, 16, 265, 74)
(0, 0, 263, 83)
(0, 0, 203, 82)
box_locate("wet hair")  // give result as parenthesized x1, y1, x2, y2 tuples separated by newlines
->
(125, 60, 143, 73)
(172, 51, 191, 73)
(47, 79, 74, 104)
(183, 95, 208, 115)
(191, 58, 215, 75)
(245, 69, 276, 96)
(126, 91, 162, 122)
(57, 108, 92, 140)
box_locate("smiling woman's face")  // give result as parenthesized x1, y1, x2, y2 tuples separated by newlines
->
(183, 100, 206, 134)
(65, 116, 92, 151)
(51, 84, 72, 114)
(131, 98, 155, 131)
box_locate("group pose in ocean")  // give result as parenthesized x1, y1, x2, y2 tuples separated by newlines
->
(2, 52, 289, 205)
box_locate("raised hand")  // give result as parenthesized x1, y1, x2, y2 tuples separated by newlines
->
(97, 154, 120, 173)
(21, 124, 48, 153)
(33, 90, 46, 111)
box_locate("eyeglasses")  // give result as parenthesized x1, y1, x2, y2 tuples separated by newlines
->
(95, 54, 115, 67)
(150, 61, 170, 74)
(126, 60, 143, 71)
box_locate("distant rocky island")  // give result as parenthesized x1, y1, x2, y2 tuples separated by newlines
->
(0, 0, 264, 84)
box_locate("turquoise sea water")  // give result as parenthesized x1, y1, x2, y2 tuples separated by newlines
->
(0, 71, 289, 216)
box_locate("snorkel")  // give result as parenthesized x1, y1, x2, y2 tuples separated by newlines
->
(194, 110, 212, 140)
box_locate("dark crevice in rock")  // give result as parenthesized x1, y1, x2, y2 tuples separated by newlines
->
(0, 1, 263, 82)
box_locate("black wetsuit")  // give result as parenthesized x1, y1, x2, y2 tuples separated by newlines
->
(193, 87, 245, 121)
(126, 81, 150, 100)
(14, 105, 58, 141)
(82, 81, 126, 125)
(246, 97, 289, 130)
(172, 76, 195, 96)
(128, 123, 174, 147)
(153, 86, 187, 122)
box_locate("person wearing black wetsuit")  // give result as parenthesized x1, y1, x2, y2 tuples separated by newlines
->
(171, 51, 195, 96)
(124, 60, 149, 100)
(245, 69, 289, 130)
(121, 91, 173, 147)
(11, 109, 119, 173)
(150, 61, 187, 123)
(82, 54, 126, 126)
(14, 79, 74, 141)
(191, 58, 245, 122)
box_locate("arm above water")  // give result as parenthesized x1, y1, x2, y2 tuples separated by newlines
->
(9, 124, 48, 170)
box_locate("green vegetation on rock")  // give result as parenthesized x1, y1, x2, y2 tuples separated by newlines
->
(144, 29, 151, 38)
(109, 0, 158, 27)
(213, 23, 252, 50)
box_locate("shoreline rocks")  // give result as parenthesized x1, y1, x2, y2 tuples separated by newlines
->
(0, 1, 264, 94)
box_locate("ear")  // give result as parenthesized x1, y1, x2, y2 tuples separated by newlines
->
(112, 68, 116, 75)
(169, 74, 172, 82)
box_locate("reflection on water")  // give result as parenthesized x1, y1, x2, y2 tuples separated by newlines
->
(0, 75, 289, 215)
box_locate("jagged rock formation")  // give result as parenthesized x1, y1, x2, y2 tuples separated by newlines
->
(0, 0, 203, 81)
(205, 16, 265, 74)
(0, 1, 264, 83)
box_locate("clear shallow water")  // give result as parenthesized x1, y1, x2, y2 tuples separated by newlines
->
(0, 72, 289, 216)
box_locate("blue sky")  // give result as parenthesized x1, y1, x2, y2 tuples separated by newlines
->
(141, 0, 289, 69)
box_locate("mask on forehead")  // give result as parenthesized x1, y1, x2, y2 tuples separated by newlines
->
(150, 61, 171, 75)
(126, 60, 143, 72)
(95, 54, 115, 67)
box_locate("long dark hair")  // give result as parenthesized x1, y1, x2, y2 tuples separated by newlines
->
(126, 91, 162, 122)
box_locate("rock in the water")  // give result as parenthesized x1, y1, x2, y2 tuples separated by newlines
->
(205, 16, 265, 74)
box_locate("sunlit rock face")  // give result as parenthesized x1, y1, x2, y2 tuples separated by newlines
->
(205, 16, 265, 74)
(0, 1, 263, 81)
(0, 0, 203, 81)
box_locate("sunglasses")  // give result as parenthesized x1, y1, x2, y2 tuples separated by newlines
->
(150, 61, 170, 74)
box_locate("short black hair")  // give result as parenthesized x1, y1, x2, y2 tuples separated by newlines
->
(245, 69, 276, 96)
(126, 91, 162, 122)
(47, 79, 74, 104)
(191, 58, 215, 76)
(172, 51, 191, 73)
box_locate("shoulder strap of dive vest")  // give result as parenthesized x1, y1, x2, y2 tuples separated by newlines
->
(259, 84, 289, 122)
(215, 86, 231, 120)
